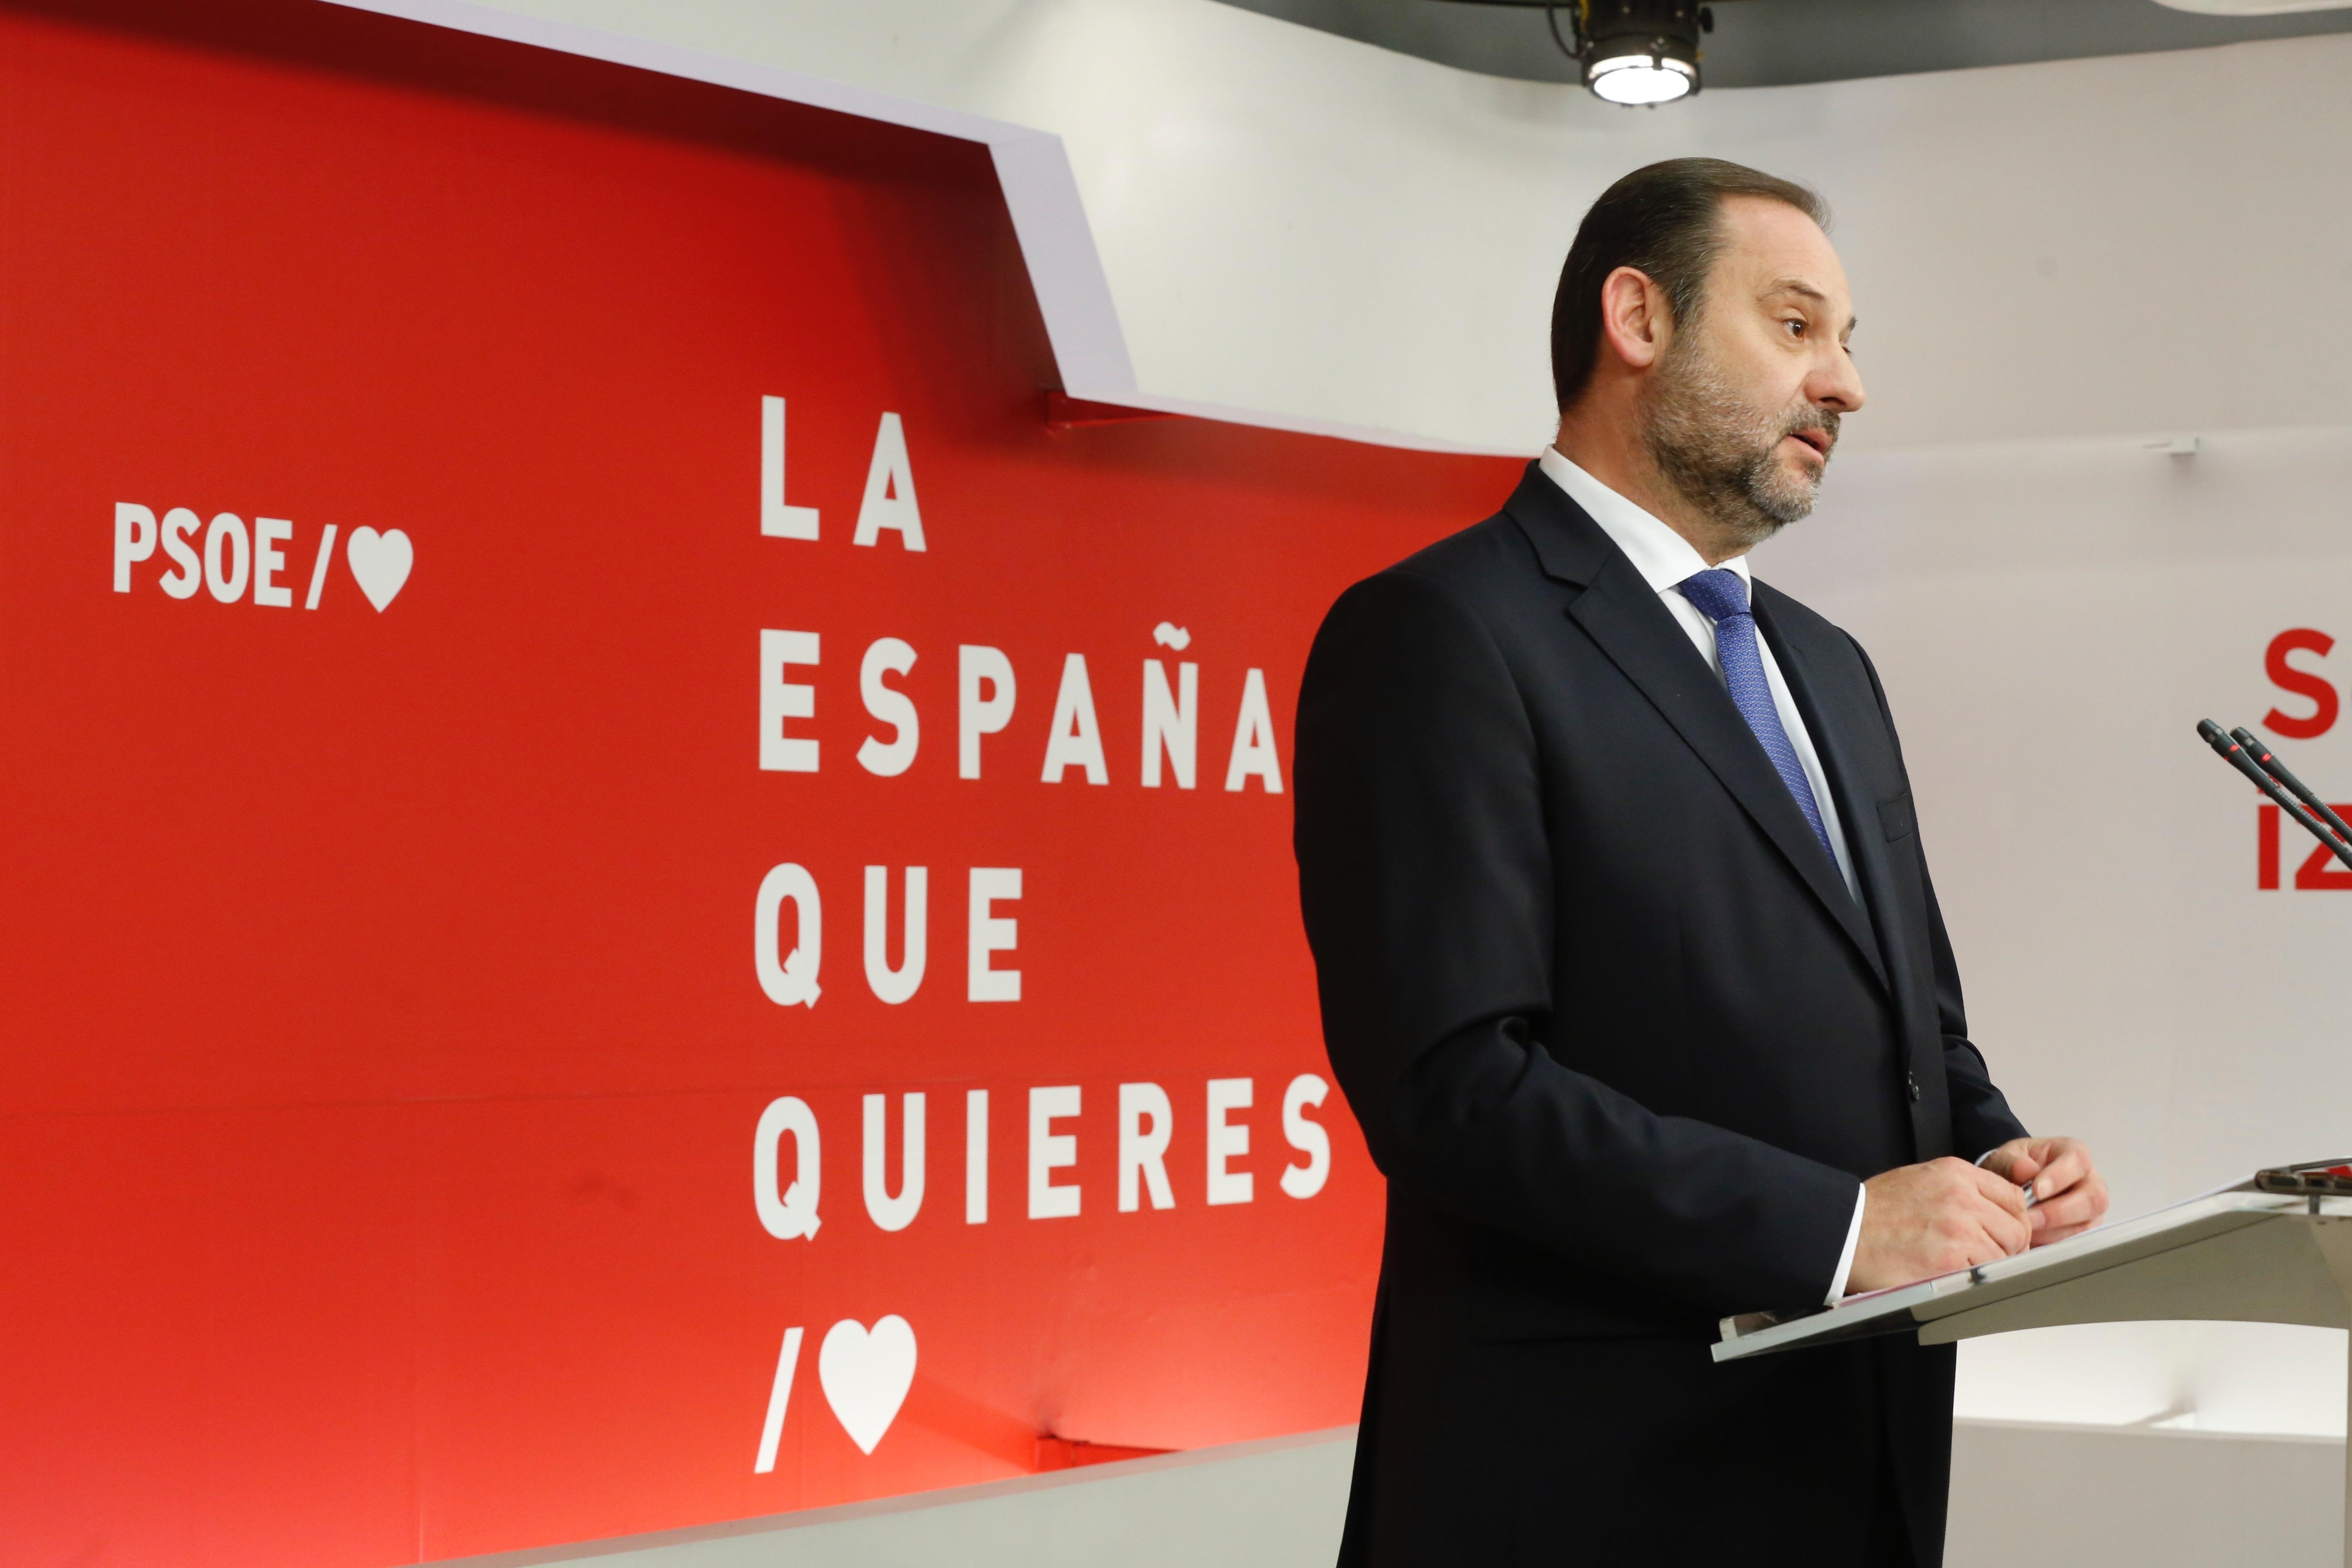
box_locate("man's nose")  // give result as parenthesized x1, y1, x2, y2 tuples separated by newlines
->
(1812, 345, 1866, 414)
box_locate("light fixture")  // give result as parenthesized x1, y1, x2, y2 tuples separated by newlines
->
(1561, 0, 1709, 104)
(1585, 48, 1697, 105)
(1435, 0, 1715, 106)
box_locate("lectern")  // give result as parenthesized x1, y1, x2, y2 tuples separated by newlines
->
(1716, 1163, 2352, 1561)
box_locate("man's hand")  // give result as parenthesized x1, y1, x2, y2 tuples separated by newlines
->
(1978, 1136, 2109, 1246)
(1846, 1157, 2032, 1294)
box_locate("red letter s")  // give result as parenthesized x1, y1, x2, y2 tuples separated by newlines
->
(2263, 628, 2338, 740)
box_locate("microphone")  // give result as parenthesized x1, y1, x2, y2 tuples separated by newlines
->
(2230, 726, 2352, 851)
(2198, 719, 2352, 871)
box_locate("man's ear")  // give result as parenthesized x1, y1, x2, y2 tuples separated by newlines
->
(1597, 265, 1668, 372)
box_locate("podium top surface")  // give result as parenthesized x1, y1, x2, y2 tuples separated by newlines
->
(1713, 1174, 2352, 1363)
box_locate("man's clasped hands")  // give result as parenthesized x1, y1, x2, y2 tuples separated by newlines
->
(1847, 1137, 2110, 1296)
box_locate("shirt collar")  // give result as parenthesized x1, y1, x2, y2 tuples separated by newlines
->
(1537, 446, 1750, 595)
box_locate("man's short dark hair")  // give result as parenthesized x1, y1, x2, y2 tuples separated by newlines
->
(1550, 158, 1828, 410)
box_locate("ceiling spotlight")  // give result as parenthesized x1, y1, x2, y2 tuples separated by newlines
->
(1586, 48, 1697, 105)
(1562, 0, 1710, 104)
(1437, 0, 1715, 106)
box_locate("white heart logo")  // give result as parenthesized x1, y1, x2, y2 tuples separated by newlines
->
(818, 1315, 916, 1455)
(345, 527, 414, 612)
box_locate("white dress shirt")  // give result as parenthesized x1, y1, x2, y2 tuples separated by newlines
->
(1538, 448, 1869, 1304)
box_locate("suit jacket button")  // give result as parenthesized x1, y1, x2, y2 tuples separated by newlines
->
(1906, 1071, 1922, 1102)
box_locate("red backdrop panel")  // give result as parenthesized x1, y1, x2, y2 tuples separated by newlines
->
(0, 3, 1519, 1562)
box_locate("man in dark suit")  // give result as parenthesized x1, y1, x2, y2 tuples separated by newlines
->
(1292, 159, 2109, 1566)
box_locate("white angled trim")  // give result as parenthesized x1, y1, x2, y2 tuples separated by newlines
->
(2151, 0, 2351, 13)
(984, 132, 1136, 399)
(315, 0, 1533, 454)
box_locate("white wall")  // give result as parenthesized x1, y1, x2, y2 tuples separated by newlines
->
(339, 0, 2352, 1450)
(343, 0, 2352, 456)
(1760, 421, 2352, 1439)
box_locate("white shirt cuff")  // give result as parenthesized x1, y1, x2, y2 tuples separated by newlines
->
(1825, 1184, 1866, 1304)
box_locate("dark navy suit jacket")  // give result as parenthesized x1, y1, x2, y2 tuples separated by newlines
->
(1293, 464, 2025, 1566)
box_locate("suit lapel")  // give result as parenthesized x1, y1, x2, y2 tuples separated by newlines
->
(1502, 465, 1890, 996)
(1759, 584, 1949, 1153)
(1749, 593, 1897, 992)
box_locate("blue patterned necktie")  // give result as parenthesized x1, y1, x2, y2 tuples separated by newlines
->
(1675, 568, 1836, 863)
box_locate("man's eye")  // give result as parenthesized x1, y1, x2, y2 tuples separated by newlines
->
(1782, 318, 1806, 338)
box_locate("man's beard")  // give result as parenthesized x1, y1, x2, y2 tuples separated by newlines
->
(1639, 334, 1838, 551)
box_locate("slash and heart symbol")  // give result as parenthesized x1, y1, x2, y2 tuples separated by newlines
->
(345, 526, 414, 612)
(818, 1315, 917, 1455)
